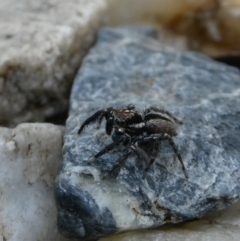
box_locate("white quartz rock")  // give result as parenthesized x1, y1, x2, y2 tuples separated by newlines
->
(0, 0, 106, 126)
(0, 123, 71, 241)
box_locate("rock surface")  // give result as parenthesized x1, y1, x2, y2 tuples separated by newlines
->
(101, 199, 240, 241)
(55, 26, 240, 240)
(0, 123, 68, 241)
(0, 0, 106, 126)
(0, 123, 239, 241)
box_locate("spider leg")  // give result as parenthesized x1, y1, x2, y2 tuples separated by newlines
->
(131, 145, 149, 162)
(143, 141, 159, 178)
(167, 136, 188, 178)
(141, 133, 188, 178)
(97, 112, 105, 129)
(109, 149, 132, 175)
(88, 134, 130, 162)
(144, 107, 182, 124)
(78, 109, 106, 134)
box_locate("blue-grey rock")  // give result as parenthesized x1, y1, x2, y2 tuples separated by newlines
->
(55, 26, 240, 240)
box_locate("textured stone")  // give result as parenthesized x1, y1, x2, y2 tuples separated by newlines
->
(55, 26, 240, 240)
(100, 199, 240, 241)
(0, 123, 70, 241)
(0, 0, 106, 126)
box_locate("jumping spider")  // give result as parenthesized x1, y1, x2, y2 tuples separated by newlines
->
(78, 104, 188, 178)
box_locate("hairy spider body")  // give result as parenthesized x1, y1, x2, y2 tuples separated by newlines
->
(145, 119, 177, 136)
(78, 105, 188, 178)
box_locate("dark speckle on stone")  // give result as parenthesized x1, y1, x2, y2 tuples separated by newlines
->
(55, 26, 240, 240)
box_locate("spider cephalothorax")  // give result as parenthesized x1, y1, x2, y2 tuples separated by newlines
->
(78, 105, 188, 178)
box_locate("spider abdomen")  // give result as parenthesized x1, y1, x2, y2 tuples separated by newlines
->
(145, 119, 177, 136)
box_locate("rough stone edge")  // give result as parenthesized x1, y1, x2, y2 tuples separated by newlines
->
(0, 123, 72, 241)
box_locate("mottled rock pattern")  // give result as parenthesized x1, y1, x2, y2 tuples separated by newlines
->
(55, 26, 240, 240)
(0, 123, 69, 241)
(0, 0, 106, 126)
(101, 200, 240, 241)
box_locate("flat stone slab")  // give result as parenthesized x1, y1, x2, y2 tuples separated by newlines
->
(55, 26, 240, 240)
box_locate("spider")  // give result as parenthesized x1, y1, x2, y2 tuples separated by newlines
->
(78, 104, 188, 178)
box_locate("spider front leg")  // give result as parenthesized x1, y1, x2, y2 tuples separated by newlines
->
(141, 133, 188, 178)
(109, 149, 133, 175)
(108, 142, 145, 175)
(97, 112, 105, 129)
(78, 109, 106, 134)
(144, 107, 183, 124)
(88, 133, 131, 162)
